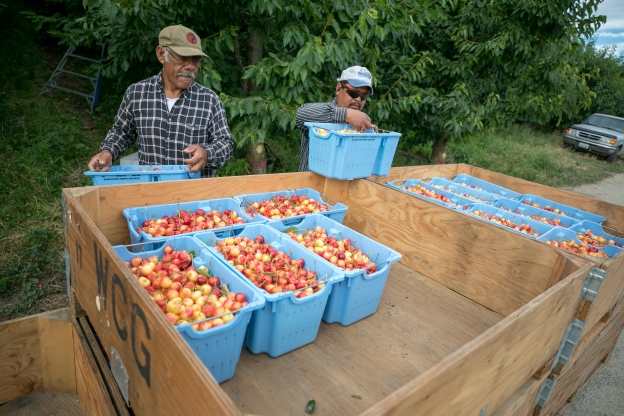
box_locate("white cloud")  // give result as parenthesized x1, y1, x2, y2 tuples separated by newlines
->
(596, 31, 624, 38)
(594, 0, 624, 54)
(600, 19, 624, 31)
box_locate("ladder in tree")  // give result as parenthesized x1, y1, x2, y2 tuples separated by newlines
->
(39, 45, 105, 113)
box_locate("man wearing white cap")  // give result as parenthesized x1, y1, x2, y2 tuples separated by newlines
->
(88, 25, 234, 177)
(295, 66, 376, 172)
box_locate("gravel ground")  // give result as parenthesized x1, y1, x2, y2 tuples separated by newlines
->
(560, 174, 624, 416)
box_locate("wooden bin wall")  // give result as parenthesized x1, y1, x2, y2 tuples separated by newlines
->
(490, 299, 624, 416)
(0, 309, 117, 415)
(62, 168, 610, 415)
(372, 166, 624, 332)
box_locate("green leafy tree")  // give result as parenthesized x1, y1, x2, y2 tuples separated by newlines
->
(29, 0, 605, 167)
(566, 40, 624, 124)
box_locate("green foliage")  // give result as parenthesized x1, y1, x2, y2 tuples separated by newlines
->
(564, 40, 624, 124)
(27, 0, 606, 163)
(0, 1, 44, 92)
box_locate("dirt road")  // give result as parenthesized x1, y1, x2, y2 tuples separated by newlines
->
(561, 174, 624, 416)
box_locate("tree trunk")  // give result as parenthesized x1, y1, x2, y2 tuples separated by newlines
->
(245, 29, 266, 174)
(430, 135, 449, 164)
(247, 140, 267, 174)
(247, 29, 262, 93)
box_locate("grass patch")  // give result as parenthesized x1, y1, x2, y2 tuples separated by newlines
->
(448, 125, 624, 187)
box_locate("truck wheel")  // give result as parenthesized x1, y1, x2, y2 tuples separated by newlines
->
(606, 147, 621, 163)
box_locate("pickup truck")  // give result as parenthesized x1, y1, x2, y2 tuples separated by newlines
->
(563, 113, 624, 163)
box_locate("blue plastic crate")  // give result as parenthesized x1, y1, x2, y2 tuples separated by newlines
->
(122, 198, 266, 252)
(519, 194, 606, 224)
(304, 122, 402, 180)
(451, 174, 523, 200)
(84, 165, 200, 185)
(466, 203, 555, 238)
(112, 236, 265, 383)
(570, 220, 624, 248)
(386, 179, 475, 211)
(494, 198, 581, 229)
(426, 177, 501, 205)
(193, 224, 345, 357)
(538, 227, 622, 259)
(267, 214, 402, 326)
(233, 188, 348, 224)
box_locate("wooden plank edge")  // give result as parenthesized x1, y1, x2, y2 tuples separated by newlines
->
(37, 309, 77, 394)
(72, 314, 118, 416)
(78, 316, 130, 416)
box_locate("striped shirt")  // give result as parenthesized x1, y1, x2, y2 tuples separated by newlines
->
(295, 99, 347, 172)
(100, 71, 234, 177)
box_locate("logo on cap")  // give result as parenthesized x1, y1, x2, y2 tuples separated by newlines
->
(187, 33, 197, 45)
(358, 69, 372, 80)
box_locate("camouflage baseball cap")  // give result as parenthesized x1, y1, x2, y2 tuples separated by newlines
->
(159, 25, 207, 57)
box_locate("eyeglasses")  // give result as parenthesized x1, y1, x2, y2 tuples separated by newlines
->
(342, 85, 369, 101)
(165, 47, 202, 67)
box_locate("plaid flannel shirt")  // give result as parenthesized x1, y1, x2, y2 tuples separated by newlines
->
(295, 99, 347, 172)
(100, 71, 234, 177)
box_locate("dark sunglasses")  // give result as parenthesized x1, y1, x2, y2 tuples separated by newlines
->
(343, 85, 369, 101)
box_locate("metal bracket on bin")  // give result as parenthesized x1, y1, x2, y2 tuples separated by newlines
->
(64, 248, 71, 298)
(551, 318, 585, 371)
(580, 267, 606, 302)
(533, 378, 555, 409)
(110, 346, 130, 407)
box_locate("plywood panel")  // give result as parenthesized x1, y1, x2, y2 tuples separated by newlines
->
(539, 306, 624, 415)
(73, 318, 117, 416)
(78, 316, 130, 416)
(222, 262, 503, 415)
(63, 191, 241, 416)
(359, 263, 590, 416)
(0, 315, 43, 404)
(38, 309, 76, 394)
(491, 378, 541, 416)
(94, 172, 326, 245)
(69, 186, 100, 227)
(344, 179, 576, 316)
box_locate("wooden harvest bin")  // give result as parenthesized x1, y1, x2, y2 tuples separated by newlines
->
(58, 165, 624, 416)
(0, 308, 128, 415)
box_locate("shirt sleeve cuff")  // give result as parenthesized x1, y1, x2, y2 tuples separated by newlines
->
(100, 146, 118, 161)
(202, 144, 216, 167)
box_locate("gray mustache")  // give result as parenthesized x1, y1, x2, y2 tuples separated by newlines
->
(177, 72, 196, 79)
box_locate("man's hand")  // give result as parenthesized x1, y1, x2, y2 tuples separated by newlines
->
(345, 108, 375, 131)
(87, 150, 113, 172)
(183, 145, 208, 173)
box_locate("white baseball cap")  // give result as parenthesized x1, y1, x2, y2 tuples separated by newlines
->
(337, 66, 374, 96)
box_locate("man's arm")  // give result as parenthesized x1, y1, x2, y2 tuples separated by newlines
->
(199, 95, 234, 170)
(98, 88, 137, 161)
(295, 102, 347, 131)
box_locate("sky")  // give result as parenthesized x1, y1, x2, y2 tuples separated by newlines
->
(594, 0, 624, 55)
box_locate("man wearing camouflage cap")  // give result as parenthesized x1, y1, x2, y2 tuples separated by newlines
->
(88, 25, 234, 177)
